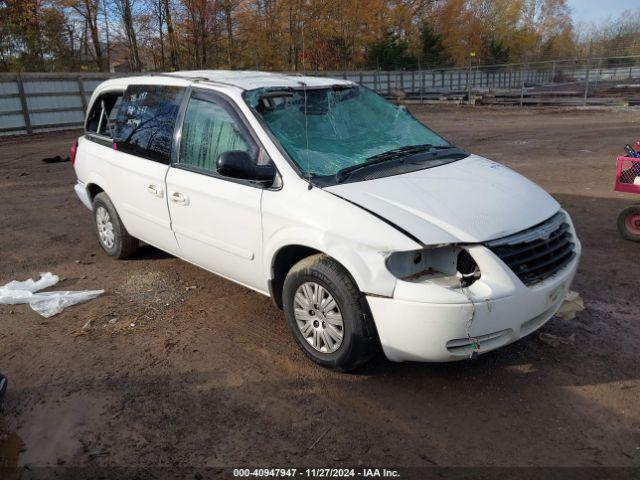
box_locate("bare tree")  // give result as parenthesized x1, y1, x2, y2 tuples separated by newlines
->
(102, 0, 111, 70)
(153, 0, 166, 69)
(162, 0, 179, 69)
(59, 0, 106, 70)
(222, 0, 237, 68)
(182, 0, 211, 68)
(111, 0, 142, 70)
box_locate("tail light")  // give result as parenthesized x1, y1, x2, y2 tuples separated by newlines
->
(70, 140, 78, 165)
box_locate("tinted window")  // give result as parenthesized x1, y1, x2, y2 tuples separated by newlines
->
(179, 94, 255, 173)
(114, 85, 184, 163)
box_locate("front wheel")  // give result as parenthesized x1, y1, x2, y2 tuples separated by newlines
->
(617, 205, 640, 242)
(282, 254, 378, 371)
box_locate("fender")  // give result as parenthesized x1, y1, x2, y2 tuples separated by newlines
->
(84, 173, 109, 199)
(264, 227, 401, 296)
(261, 183, 421, 297)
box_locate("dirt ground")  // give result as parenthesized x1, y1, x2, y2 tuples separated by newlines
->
(1, 105, 639, 476)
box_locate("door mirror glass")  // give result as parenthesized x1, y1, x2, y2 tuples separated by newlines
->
(217, 150, 275, 184)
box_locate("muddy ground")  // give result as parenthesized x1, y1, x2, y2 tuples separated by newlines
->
(1, 106, 639, 476)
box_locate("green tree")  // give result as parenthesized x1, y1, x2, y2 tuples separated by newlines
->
(420, 23, 452, 68)
(365, 31, 416, 70)
(41, 7, 78, 71)
(485, 38, 510, 64)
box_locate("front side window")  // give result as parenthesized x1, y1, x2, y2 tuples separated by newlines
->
(178, 92, 255, 173)
(244, 86, 464, 183)
(113, 85, 184, 163)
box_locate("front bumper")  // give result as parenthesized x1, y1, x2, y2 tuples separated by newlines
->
(367, 243, 581, 363)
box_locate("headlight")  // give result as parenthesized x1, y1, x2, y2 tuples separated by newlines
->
(385, 246, 480, 286)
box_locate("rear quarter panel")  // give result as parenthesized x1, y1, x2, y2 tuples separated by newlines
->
(74, 136, 112, 203)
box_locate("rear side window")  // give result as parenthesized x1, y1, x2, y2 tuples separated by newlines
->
(113, 85, 184, 164)
(86, 91, 123, 138)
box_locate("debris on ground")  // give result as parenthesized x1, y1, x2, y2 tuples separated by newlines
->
(308, 427, 331, 450)
(41, 155, 70, 163)
(0, 272, 58, 302)
(538, 332, 576, 347)
(556, 290, 585, 320)
(0, 272, 104, 318)
(0, 373, 6, 406)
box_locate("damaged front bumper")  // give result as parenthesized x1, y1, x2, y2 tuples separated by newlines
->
(366, 244, 581, 363)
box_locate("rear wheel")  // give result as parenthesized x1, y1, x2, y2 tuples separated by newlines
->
(282, 254, 378, 371)
(92, 192, 139, 258)
(617, 205, 640, 242)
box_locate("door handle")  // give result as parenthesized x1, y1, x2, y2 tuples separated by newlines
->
(170, 191, 189, 206)
(147, 184, 163, 198)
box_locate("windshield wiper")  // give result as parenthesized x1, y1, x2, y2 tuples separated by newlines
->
(335, 144, 453, 183)
(335, 156, 399, 183)
(366, 144, 452, 162)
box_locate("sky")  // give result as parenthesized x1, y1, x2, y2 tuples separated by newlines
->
(567, 0, 639, 24)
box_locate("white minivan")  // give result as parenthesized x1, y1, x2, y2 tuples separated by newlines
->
(72, 71, 581, 370)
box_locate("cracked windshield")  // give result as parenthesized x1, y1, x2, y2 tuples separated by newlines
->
(245, 86, 451, 177)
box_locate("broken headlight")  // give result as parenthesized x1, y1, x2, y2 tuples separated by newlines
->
(385, 246, 480, 287)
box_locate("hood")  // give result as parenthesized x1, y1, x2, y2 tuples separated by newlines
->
(325, 155, 560, 245)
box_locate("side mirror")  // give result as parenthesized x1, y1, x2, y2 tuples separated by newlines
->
(216, 150, 275, 185)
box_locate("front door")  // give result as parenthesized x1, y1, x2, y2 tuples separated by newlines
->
(166, 89, 266, 292)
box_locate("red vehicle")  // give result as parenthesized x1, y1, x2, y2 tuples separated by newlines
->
(615, 148, 640, 242)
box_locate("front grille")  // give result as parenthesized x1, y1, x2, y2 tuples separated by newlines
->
(485, 211, 576, 286)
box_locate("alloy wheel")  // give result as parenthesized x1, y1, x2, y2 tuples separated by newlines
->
(293, 282, 344, 353)
(96, 206, 115, 249)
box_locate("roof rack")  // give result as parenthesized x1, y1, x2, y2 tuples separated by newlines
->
(145, 72, 247, 91)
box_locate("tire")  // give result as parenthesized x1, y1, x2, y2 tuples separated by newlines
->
(282, 254, 378, 371)
(92, 192, 139, 258)
(617, 205, 640, 242)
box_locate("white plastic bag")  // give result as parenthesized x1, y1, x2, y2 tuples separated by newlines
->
(0, 272, 103, 318)
(556, 290, 585, 321)
(0, 272, 59, 304)
(29, 290, 105, 318)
